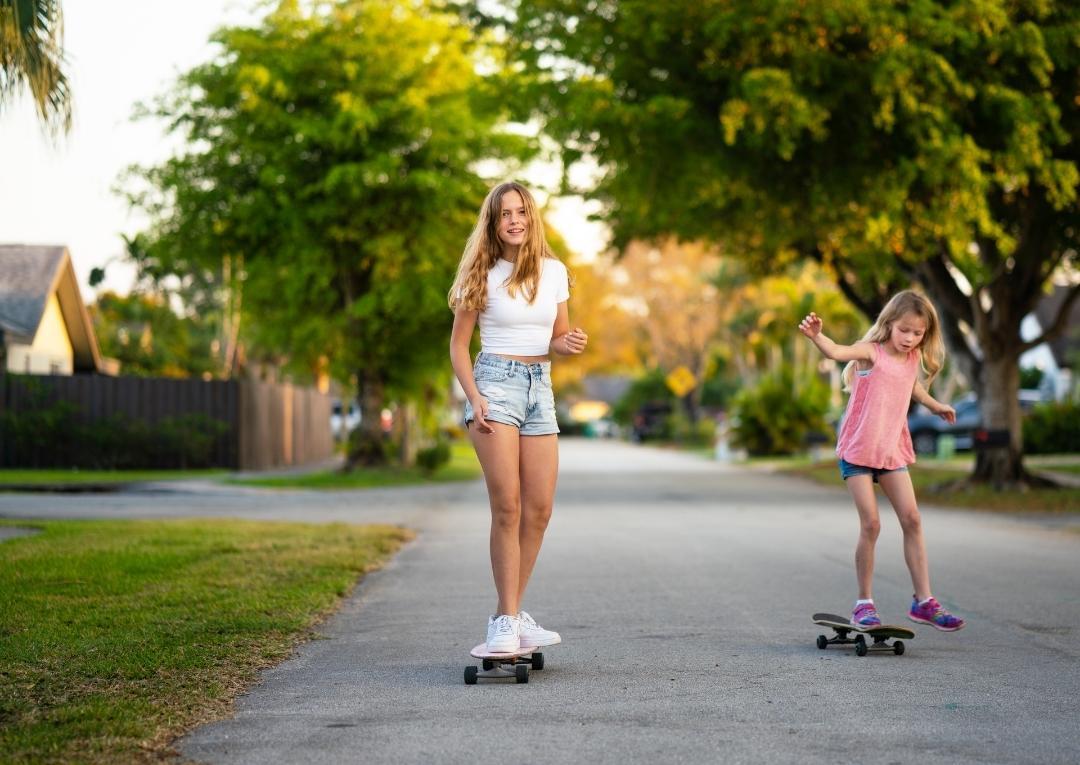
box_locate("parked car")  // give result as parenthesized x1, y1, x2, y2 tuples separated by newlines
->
(330, 399, 361, 440)
(907, 389, 1044, 455)
(631, 402, 672, 442)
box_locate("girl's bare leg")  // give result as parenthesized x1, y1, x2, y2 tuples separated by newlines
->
(470, 422, 522, 615)
(879, 471, 932, 602)
(846, 475, 881, 600)
(516, 434, 558, 604)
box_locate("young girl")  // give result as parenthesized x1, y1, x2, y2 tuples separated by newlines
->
(799, 290, 965, 631)
(449, 181, 587, 652)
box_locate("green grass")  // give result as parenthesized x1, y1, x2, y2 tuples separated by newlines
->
(231, 440, 482, 489)
(786, 460, 1080, 513)
(0, 469, 226, 487)
(0, 519, 412, 764)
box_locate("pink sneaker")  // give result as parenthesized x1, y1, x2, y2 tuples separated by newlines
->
(851, 602, 882, 628)
(908, 596, 965, 631)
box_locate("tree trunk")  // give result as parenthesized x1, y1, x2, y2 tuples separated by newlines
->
(347, 369, 389, 467)
(971, 354, 1025, 488)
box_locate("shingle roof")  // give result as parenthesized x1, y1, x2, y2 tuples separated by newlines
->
(0, 244, 102, 372)
(0, 244, 68, 341)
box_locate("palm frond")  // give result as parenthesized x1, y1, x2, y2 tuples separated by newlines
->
(0, 0, 72, 135)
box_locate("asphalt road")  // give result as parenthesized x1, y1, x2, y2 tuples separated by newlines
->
(2, 439, 1078, 764)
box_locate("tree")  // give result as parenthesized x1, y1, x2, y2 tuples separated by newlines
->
(481, 0, 1079, 486)
(126, 0, 529, 465)
(89, 291, 219, 379)
(0, 0, 70, 134)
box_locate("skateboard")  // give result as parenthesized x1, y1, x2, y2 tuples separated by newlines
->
(813, 612, 915, 656)
(465, 643, 547, 684)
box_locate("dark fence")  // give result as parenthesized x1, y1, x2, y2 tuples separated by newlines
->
(0, 373, 333, 470)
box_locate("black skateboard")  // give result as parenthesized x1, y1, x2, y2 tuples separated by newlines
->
(813, 612, 915, 656)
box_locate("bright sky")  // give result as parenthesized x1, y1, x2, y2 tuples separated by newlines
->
(0, 1, 607, 299)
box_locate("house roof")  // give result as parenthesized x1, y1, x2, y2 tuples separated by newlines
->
(0, 245, 103, 373)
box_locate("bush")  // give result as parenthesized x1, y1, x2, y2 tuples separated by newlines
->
(668, 411, 716, 447)
(416, 439, 451, 474)
(0, 393, 229, 469)
(1023, 400, 1080, 454)
(730, 369, 833, 456)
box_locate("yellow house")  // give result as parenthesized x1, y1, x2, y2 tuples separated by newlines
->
(0, 245, 104, 375)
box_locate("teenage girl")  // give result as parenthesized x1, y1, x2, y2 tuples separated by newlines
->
(799, 290, 965, 631)
(449, 181, 588, 652)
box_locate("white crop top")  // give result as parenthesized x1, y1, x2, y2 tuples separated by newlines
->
(479, 258, 569, 356)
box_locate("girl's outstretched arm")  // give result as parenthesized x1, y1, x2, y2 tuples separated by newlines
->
(912, 381, 957, 424)
(797, 312, 874, 363)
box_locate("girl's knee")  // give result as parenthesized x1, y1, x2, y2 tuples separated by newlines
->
(522, 502, 553, 531)
(860, 518, 882, 540)
(490, 497, 521, 529)
(898, 508, 922, 534)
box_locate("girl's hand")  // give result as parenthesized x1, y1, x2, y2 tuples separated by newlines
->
(559, 327, 588, 355)
(932, 402, 957, 424)
(798, 312, 823, 338)
(470, 395, 494, 434)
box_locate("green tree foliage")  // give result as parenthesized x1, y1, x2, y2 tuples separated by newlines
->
(0, 0, 70, 134)
(479, 0, 1080, 485)
(90, 291, 219, 379)
(126, 0, 529, 464)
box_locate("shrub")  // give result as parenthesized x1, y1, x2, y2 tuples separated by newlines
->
(1023, 400, 1080, 455)
(730, 369, 833, 456)
(416, 439, 451, 474)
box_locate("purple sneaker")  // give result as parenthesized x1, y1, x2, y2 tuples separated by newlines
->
(851, 602, 882, 628)
(908, 596, 965, 631)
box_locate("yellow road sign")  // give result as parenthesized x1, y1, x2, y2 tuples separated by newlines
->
(665, 365, 697, 398)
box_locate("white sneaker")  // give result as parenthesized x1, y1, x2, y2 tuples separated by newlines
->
(517, 610, 561, 647)
(485, 614, 520, 653)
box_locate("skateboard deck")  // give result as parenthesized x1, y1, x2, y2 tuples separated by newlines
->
(813, 612, 915, 656)
(465, 643, 550, 684)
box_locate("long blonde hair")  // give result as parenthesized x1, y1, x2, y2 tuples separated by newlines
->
(842, 290, 945, 390)
(448, 182, 558, 311)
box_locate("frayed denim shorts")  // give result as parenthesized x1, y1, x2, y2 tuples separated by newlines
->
(464, 352, 559, 436)
(838, 457, 908, 483)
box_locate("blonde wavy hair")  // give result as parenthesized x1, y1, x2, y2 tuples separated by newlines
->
(448, 182, 559, 311)
(842, 290, 945, 391)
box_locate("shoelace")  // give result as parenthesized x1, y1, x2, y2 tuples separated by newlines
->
(492, 616, 515, 636)
(519, 612, 538, 629)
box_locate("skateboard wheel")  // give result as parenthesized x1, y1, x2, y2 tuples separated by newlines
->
(482, 659, 494, 671)
(531, 652, 544, 670)
(464, 666, 478, 685)
(894, 640, 905, 656)
(855, 636, 868, 657)
(515, 664, 529, 684)
(816, 635, 828, 650)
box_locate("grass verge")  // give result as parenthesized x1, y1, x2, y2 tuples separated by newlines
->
(0, 470, 226, 488)
(786, 461, 1080, 513)
(0, 519, 412, 764)
(231, 440, 482, 489)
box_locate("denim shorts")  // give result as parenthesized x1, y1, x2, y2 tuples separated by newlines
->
(463, 352, 560, 436)
(838, 458, 909, 483)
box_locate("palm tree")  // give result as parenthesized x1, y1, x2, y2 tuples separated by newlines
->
(0, 0, 71, 135)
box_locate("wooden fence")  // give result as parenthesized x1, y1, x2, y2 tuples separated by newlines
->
(0, 373, 333, 470)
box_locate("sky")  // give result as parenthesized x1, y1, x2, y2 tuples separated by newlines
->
(0, 1, 607, 298)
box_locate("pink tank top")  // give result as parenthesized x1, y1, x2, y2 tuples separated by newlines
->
(835, 343, 918, 469)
